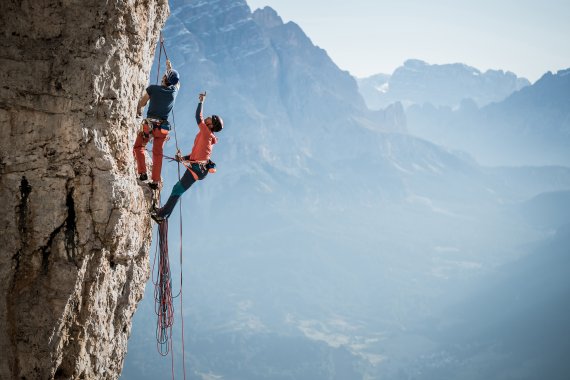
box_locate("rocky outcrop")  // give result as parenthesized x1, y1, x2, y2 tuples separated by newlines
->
(0, 0, 168, 378)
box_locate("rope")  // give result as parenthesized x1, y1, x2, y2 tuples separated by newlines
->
(156, 32, 170, 85)
(149, 32, 187, 380)
(170, 107, 188, 380)
(153, 220, 174, 356)
(161, 33, 170, 61)
(156, 34, 163, 85)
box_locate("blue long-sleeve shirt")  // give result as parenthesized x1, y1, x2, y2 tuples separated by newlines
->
(195, 101, 203, 124)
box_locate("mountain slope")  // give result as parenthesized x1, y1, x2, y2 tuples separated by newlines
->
(413, 225, 570, 380)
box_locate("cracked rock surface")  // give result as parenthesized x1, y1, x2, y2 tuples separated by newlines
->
(0, 0, 168, 378)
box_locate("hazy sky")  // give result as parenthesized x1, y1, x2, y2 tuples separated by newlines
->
(246, 0, 570, 82)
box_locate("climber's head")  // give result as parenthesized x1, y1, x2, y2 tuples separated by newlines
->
(211, 115, 223, 132)
(163, 69, 179, 86)
(205, 115, 224, 132)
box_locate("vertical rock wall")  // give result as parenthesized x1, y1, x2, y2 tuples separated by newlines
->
(0, 0, 168, 378)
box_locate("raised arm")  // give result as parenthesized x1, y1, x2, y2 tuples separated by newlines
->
(195, 92, 206, 124)
(195, 101, 203, 125)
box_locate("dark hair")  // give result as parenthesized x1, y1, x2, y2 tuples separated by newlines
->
(211, 115, 224, 132)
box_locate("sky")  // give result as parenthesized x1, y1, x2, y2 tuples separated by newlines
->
(246, 0, 570, 82)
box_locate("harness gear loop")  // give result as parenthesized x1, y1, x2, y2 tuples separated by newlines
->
(139, 119, 151, 140)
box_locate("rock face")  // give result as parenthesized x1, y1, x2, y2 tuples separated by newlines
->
(0, 0, 168, 378)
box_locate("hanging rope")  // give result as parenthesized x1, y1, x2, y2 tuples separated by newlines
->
(156, 33, 171, 85)
(161, 32, 170, 61)
(153, 220, 174, 356)
(170, 102, 189, 380)
(150, 31, 187, 380)
(156, 35, 163, 85)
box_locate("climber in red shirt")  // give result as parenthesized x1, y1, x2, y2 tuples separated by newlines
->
(151, 92, 223, 222)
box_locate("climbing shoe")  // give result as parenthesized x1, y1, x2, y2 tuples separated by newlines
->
(148, 182, 160, 190)
(150, 209, 165, 223)
(138, 173, 148, 181)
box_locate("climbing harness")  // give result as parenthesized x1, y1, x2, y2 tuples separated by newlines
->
(165, 154, 217, 181)
(139, 118, 171, 139)
(146, 118, 171, 130)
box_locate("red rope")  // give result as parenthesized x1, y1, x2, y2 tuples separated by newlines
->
(153, 220, 174, 357)
(151, 220, 178, 380)
(143, 148, 199, 179)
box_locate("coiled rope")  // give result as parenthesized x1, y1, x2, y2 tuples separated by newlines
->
(153, 220, 174, 356)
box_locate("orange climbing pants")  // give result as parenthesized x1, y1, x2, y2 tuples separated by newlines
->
(133, 120, 169, 183)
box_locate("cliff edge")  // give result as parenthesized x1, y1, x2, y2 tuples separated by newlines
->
(0, 0, 168, 378)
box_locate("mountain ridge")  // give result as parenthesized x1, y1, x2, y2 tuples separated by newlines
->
(405, 67, 570, 166)
(358, 58, 530, 109)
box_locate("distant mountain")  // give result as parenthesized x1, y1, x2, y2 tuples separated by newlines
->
(407, 68, 570, 166)
(160, 2, 555, 198)
(519, 190, 570, 229)
(355, 73, 391, 109)
(483, 166, 570, 201)
(167, 3, 403, 131)
(358, 59, 529, 109)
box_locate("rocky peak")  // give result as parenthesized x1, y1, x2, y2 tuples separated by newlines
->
(359, 59, 530, 109)
(504, 68, 570, 109)
(171, 0, 261, 63)
(405, 65, 570, 166)
(164, 0, 404, 130)
(252, 6, 284, 29)
(0, 0, 168, 378)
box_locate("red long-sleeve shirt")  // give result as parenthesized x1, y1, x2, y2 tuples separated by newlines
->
(189, 102, 217, 161)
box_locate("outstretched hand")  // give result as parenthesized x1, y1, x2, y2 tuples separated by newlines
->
(199, 92, 207, 102)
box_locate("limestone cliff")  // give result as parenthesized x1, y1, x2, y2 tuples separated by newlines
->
(0, 0, 168, 378)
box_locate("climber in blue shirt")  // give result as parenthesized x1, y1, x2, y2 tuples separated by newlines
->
(133, 59, 180, 190)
